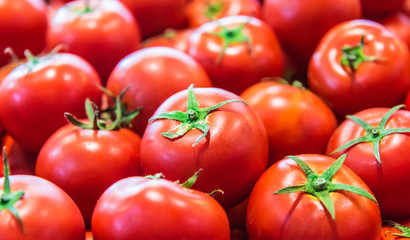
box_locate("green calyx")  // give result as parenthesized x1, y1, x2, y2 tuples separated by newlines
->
(0, 147, 24, 229)
(210, 21, 252, 64)
(23, 45, 65, 72)
(274, 154, 377, 220)
(384, 220, 410, 238)
(340, 35, 379, 73)
(204, 1, 224, 21)
(330, 104, 410, 164)
(149, 84, 246, 147)
(65, 87, 139, 131)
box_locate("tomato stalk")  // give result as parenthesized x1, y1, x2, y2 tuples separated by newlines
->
(204, 1, 224, 21)
(330, 105, 410, 164)
(383, 220, 410, 238)
(149, 84, 246, 147)
(340, 35, 381, 73)
(0, 147, 24, 229)
(275, 154, 377, 220)
(209, 21, 252, 64)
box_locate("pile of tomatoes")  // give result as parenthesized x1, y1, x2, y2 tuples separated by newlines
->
(0, 0, 410, 239)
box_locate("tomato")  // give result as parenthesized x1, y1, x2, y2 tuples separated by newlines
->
(376, 12, 410, 50)
(140, 85, 268, 208)
(107, 47, 212, 136)
(118, 0, 188, 39)
(0, 0, 47, 67)
(360, 0, 405, 19)
(262, 0, 361, 79)
(0, 135, 36, 177)
(139, 28, 194, 53)
(381, 219, 410, 239)
(185, 0, 261, 27)
(326, 105, 410, 219)
(36, 99, 143, 227)
(0, 150, 86, 240)
(308, 19, 410, 118)
(241, 80, 337, 166)
(246, 154, 381, 240)
(188, 15, 284, 95)
(46, 0, 141, 83)
(0, 52, 102, 153)
(91, 175, 230, 240)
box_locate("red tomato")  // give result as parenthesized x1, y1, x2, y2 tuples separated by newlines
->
(308, 19, 410, 118)
(262, 0, 361, 79)
(185, 0, 261, 27)
(140, 85, 268, 208)
(188, 15, 284, 94)
(326, 106, 410, 219)
(139, 28, 194, 53)
(381, 219, 410, 239)
(241, 80, 337, 166)
(46, 0, 141, 83)
(118, 0, 188, 39)
(246, 154, 381, 240)
(0, 135, 36, 177)
(107, 47, 212, 136)
(92, 176, 230, 240)
(0, 52, 102, 153)
(0, 155, 85, 240)
(360, 0, 405, 19)
(36, 115, 143, 227)
(0, 0, 47, 67)
(376, 12, 410, 50)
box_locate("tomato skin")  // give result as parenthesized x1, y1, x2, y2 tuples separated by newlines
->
(118, 0, 188, 39)
(35, 124, 142, 227)
(326, 107, 410, 219)
(241, 81, 337, 166)
(139, 28, 194, 53)
(360, 0, 405, 18)
(107, 47, 212, 136)
(188, 15, 284, 95)
(263, 0, 361, 78)
(0, 53, 102, 153)
(140, 87, 268, 208)
(0, 0, 47, 67)
(376, 12, 410, 50)
(0, 175, 86, 240)
(308, 19, 410, 118)
(46, 0, 141, 83)
(246, 154, 381, 240)
(185, 0, 261, 28)
(91, 177, 230, 240)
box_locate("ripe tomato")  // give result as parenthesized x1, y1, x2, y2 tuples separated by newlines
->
(36, 99, 143, 227)
(308, 19, 410, 118)
(246, 154, 381, 240)
(376, 12, 410, 50)
(241, 80, 337, 166)
(0, 135, 36, 177)
(0, 150, 86, 240)
(381, 219, 410, 239)
(107, 47, 212, 136)
(360, 0, 405, 18)
(185, 0, 261, 27)
(46, 0, 141, 83)
(327, 105, 410, 219)
(140, 85, 268, 208)
(92, 175, 230, 240)
(118, 0, 188, 39)
(188, 15, 284, 94)
(262, 0, 361, 79)
(139, 28, 194, 53)
(0, 52, 102, 153)
(0, 0, 47, 67)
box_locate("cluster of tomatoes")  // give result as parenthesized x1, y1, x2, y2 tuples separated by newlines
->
(0, 0, 410, 239)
